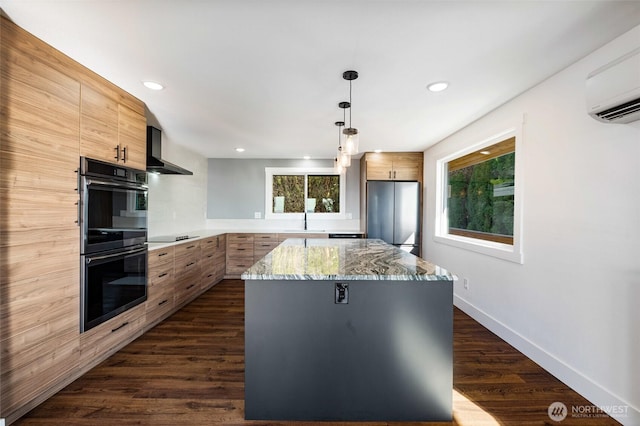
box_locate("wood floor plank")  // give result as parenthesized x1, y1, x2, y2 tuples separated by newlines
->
(14, 280, 618, 425)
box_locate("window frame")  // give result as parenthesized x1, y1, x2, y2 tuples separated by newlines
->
(265, 167, 346, 220)
(434, 127, 524, 264)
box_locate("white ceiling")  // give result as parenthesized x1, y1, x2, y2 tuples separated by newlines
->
(3, 1, 640, 159)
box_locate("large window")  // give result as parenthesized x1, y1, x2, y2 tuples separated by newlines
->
(435, 129, 523, 263)
(448, 137, 515, 244)
(265, 168, 345, 219)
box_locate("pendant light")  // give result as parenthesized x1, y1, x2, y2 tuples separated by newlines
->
(333, 120, 345, 173)
(335, 120, 350, 168)
(342, 70, 359, 155)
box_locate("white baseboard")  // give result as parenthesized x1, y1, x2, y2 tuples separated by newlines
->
(454, 294, 639, 426)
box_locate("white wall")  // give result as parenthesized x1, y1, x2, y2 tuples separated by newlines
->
(423, 25, 640, 425)
(147, 137, 208, 237)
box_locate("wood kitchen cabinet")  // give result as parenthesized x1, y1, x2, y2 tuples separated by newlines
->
(78, 303, 146, 366)
(253, 233, 279, 262)
(200, 234, 226, 290)
(225, 233, 255, 278)
(361, 152, 423, 182)
(1, 16, 149, 424)
(79, 74, 146, 170)
(1, 16, 82, 421)
(226, 233, 328, 278)
(145, 246, 176, 329)
(117, 103, 147, 170)
(173, 240, 202, 308)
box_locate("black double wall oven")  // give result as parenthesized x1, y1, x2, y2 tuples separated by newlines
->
(79, 157, 148, 333)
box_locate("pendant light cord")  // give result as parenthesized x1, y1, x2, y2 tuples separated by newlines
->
(349, 80, 352, 128)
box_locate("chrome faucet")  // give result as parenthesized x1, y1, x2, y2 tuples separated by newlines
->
(304, 212, 307, 230)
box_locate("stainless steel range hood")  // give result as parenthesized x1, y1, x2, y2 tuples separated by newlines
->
(146, 126, 193, 175)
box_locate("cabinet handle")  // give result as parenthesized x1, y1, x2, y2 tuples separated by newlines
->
(388, 171, 392, 179)
(187, 245, 196, 249)
(393, 171, 396, 179)
(114, 145, 120, 161)
(158, 299, 168, 306)
(158, 272, 168, 278)
(158, 252, 168, 257)
(186, 262, 195, 267)
(111, 322, 129, 333)
(121, 146, 127, 162)
(237, 248, 245, 251)
(186, 284, 195, 290)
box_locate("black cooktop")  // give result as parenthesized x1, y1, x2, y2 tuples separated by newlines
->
(147, 234, 199, 243)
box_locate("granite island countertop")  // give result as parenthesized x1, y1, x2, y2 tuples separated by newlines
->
(241, 238, 455, 281)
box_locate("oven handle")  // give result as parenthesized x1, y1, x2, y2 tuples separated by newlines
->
(86, 246, 147, 263)
(84, 177, 148, 192)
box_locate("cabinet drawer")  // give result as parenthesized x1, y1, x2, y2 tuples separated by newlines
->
(174, 257, 200, 278)
(148, 263, 173, 288)
(200, 235, 222, 253)
(254, 241, 279, 250)
(253, 233, 278, 242)
(174, 278, 201, 306)
(228, 233, 254, 244)
(79, 303, 145, 362)
(175, 240, 201, 257)
(254, 246, 278, 258)
(226, 258, 254, 275)
(227, 242, 254, 255)
(145, 291, 174, 326)
(148, 246, 175, 263)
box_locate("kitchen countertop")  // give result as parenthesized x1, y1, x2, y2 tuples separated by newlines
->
(145, 229, 364, 250)
(241, 238, 455, 281)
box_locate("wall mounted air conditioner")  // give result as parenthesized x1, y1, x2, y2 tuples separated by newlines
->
(586, 47, 640, 124)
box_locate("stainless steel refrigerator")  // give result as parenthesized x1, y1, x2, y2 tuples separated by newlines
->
(366, 181, 421, 256)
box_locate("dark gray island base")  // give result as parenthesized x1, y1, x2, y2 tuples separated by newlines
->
(242, 238, 455, 422)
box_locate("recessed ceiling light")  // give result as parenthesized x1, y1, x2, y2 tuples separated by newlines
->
(480, 150, 491, 155)
(427, 81, 449, 92)
(303, 155, 311, 160)
(235, 148, 245, 153)
(142, 81, 164, 90)
(374, 149, 383, 153)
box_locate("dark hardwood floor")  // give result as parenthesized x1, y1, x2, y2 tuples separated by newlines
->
(15, 280, 617, 425)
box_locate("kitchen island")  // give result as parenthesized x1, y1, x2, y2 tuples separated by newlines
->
(241, 238, 456, 422)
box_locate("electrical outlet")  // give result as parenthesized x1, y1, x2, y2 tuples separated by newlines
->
(254, 212, 261, 219)
(463, 278, 470, 290)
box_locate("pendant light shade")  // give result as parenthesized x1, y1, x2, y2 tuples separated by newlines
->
(342, 70, 359, 155)
(339, 146, 351, 168)
(335, 120, 350, 169)
(343, 128, 359, 156)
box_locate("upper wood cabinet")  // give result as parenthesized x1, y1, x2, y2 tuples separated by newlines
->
(80, 80, 146, 170)
(117, 103, 147, 170)
(361, 152, 423, 182)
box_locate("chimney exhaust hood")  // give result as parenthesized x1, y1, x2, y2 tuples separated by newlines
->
(146, 126, 193, 175)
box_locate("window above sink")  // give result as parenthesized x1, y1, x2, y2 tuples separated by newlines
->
(265, 167, 346, 220)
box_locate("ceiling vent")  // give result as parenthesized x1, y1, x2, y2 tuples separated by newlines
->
(586, 47, 640, 124)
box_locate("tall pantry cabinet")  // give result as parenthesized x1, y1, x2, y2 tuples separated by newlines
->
(0, 14, 146, 424)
